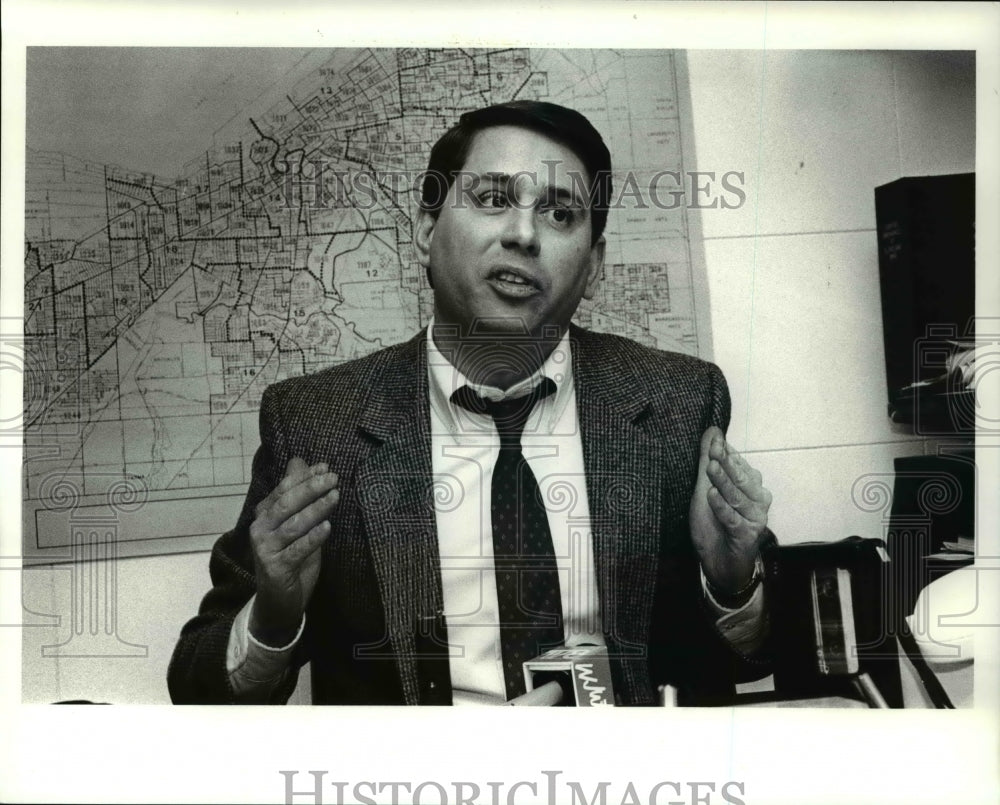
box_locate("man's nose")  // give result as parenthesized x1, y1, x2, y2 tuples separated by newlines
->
(500, 206, 540, 256)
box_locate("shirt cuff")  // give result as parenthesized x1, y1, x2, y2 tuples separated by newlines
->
(701, 566, 768, 656)
(226, 595, 305, 699)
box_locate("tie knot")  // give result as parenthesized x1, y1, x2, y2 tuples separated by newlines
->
(451, 377, 556, 447)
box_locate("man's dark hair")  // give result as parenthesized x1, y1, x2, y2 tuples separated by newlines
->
(420, 100, 613, 246)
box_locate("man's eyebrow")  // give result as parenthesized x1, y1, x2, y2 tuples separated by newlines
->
(475, 172, 590, 207)
(541, 185, 589, 208)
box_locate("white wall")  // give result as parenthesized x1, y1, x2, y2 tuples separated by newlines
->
(686, 49, 975, 543)
(20, 551, 313, 704)
(21, 552, 210, 703)
(20, 50, 976, 704)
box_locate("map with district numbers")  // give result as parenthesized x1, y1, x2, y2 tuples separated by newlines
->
(22, 47, 704, 561)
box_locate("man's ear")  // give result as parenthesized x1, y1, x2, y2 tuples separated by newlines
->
(413, 207, 437, 271)
(582, 236, 605, 300)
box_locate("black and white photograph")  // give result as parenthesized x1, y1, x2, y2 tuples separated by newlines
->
(2, 3, 998, 804)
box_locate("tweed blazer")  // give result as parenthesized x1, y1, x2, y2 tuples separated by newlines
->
(168, 325, 770, 705)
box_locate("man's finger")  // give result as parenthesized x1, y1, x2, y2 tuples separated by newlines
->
(697, 426, 724, 482)
(271, 473, 339, 528)
(251, 484, 339, 560)
(257, 472, 339, 534)
(255, 459, 330, 518)
(278, 519, 332, 569)
(712, 444, 770, 505)
(708, 487, 763, 543)
(707, 458, 752, 511)
(707, 486, 743, 531)
(708, 462, 771, 529)
(723, 447, 762, 489)
(707, 432, 727, 463)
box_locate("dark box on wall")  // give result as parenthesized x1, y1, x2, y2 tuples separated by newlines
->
(874, 173, 975, 433)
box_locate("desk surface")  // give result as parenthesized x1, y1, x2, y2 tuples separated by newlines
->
(733, 693, 869, 708)
(732, 675, 871, 708)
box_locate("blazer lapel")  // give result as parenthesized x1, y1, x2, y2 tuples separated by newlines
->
(355, 333, 447, 705)
(571, 326, 668, 705)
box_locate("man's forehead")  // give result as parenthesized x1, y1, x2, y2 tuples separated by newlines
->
(465, 125, 588, 173)
(461, 125, 592, 199)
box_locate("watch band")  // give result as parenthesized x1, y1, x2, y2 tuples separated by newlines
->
(705, 557, 764, 610)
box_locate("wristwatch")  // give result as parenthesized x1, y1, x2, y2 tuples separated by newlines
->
(705, 556, 764, 610)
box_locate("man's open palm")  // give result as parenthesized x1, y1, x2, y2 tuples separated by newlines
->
(689, 426, 772, 594)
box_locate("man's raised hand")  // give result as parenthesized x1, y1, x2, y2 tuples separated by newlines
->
(248, 457, 339, 647)
(689, 426, 772, 596)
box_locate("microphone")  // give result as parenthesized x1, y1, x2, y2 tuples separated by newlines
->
(507, 645, 615, 706)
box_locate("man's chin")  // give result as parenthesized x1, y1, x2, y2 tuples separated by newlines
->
(468, 316, 529, 337)
(463, 314, 564, 341)
(431, 315, 565, 387)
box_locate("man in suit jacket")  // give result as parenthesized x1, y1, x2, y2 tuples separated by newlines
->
(168, 101, 773, 706)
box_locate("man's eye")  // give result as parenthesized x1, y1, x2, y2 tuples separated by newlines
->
(477, 190, 507, 208)
(543, 206, 575, 227)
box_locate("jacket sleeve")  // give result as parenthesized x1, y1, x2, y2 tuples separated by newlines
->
(167, 386, 303, 704)
(651, 362, 775, 703)
(705, 360, 732, 436)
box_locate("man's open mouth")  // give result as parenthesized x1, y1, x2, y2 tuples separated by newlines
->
(487, 268, 541, 297)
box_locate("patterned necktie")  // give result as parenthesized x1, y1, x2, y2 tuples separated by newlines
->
(452, 378, 563, 700)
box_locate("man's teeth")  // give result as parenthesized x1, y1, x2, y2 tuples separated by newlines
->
(497, 272, 528, 284)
